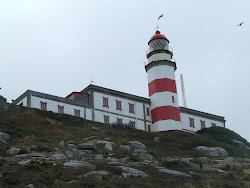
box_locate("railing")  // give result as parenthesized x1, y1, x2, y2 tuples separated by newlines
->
(146, 45, 173, 55)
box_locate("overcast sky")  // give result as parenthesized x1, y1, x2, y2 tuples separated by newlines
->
(0, 0, 249, 142)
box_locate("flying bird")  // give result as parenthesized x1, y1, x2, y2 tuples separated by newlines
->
(236, 22, 244, 26)
(158, 14, 164, 20)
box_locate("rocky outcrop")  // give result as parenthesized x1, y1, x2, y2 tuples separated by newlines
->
(7, 147, 20, 155)
(0, 132, 10, 147)
(83, 170, 109, 180)
(119, 166, 149, 178)
(233, 140, 250, 152)
(195, 146, 229, 157)
(78, 143, 97, 151)
(140, 153, 153, 160)
(156, 167, 191, 178)
(130, 141, 146, 150)
(117, 145, 130, 154)
(64, 160, 90, 169)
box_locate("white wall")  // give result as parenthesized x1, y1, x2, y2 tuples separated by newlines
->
(93, 91, 149, 130)
(147, 63, 175, 83)
(152, 120, 182, 132)
(148, 53, 172, 64)
(17, 97, 27, 107)
(31, 96, 92, 120)
(180, 112, 225, 132)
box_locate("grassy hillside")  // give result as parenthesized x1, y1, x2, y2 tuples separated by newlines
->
(0, 107, 250, 187)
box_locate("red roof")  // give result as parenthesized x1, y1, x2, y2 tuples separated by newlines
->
(148, 30, 169, 45)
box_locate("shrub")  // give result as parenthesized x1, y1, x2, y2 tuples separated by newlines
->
(109, 122, 132, 130)
(0, 95, 7, 102)
(3, 171, 21, 185)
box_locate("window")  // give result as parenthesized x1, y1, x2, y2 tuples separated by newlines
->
(104, 115, 109, 124)
(130, 121, 136, 129)
(172, 96, 175, 103)
(103, 97, 109, 107)
(74, 109, 80, 117)
(41, 102, 47, 111)
(129, 103, 134, 113)
(146, 107, 150, 116)
(148, 125, 151, 132)
(117, 118, 122, 124)
(58, 105, 64, 114)
(212, 123, 216, 127)
(116, 100, 122, 110)
(200, 120, 205, 129)
(189, 118, 195, 127)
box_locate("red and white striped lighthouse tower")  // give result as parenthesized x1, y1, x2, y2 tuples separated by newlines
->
(145, 30, 181, 131)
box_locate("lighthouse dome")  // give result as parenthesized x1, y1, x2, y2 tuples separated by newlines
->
(147, 30, 170, 55)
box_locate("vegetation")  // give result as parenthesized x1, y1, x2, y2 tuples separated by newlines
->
(0, 108, 249, 187)
(0, 95, 7, 102)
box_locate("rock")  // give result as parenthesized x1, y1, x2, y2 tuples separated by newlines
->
(140, 153, 153, 160)
(0, 132, 11, 143)
(79, 150, 94, 158)
(130, 141, 146, 150)
(67, 180, 79, 184)
(156, 167, 191, 178)
(117, 145, 130, 154)
(181, 158, 193, 163)
(134, 149, 147, 153)
(65, 150, 76, 159)
(52, 153, 67, 160)
(224, 157, 235, 163)
(154, 137, 160, 142)
(93, 154, 104, 161)
(64, 160, 90, 169)
(18, 159, 32, 166)
(92, 127, 99, 131)
(119, 157, 130, 163)
(23, 184, 35, 188)
(195, 146, 229, 157)
(233, 140, 250, 152)
(119, 166, 149, 178)
(96, 140, 114, 152)
(67, 140, 75, 145)
(242, 158, 250, 163)
(83, 136, 96, 141)
(54, 147, 60, 151)
(106, 157, 118, 162)
(0, 140, 8, 147)
(83, 170, 109, 180)
(108, 162, 125, 166)
(67, 144, 78, 150)
(78, 143, 97, 151)
(59, 140, 65, 146)
(12, 154, 28, 158)
(7, 147, 20, 155)
(188, 162, 227, 174)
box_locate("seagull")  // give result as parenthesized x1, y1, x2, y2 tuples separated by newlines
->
(236, 22, 244, 26)
(158, 14, 164, 20)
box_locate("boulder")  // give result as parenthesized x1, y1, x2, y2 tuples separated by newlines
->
(83, 136, 96, 141)
(119, 157, 130, 163)
(108, 162, 125, 166)
(7, 147, 20, 155)
(67, 180, 79, 184)
(156, 167, 191, 178)
(119, 166, 149, 178)
(64, 160, 90, 169)
(65, 150, 76, 159)
(154, 137, 160, 142)
(117, 145, 130, 154)
(93, 154, 104, 161)
(224, 157, 235, 163)
(92, 127, 99, 131)
(78, 143, 97, 151)
(67, 140, 75, 145)
(233, 140, 250, 152)
(18, 159, 32, 166)
(0, 132, 11, 142)
(67, 144, 78, 150)
(23, 184, 35, 188)
(242, 158, 250, 163)
(188, 162, 227, 174)
(96, 140, 114, 151)
(79, 150, 94, 159)
(59, 140, 65, 146)
(130, 141, 146, 150)
(0, 140, 8, 148)
(140, 153, 153, 160)
(52, 153, 67, 160)
(195, 146, 229, 157)
(106, 157, 118, 162)
(83, 170, 109, 180)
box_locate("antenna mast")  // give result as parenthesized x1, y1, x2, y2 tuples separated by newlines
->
(180, 74, 187, 108)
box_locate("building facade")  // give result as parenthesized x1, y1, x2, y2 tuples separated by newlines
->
(12, 30, 226, 133)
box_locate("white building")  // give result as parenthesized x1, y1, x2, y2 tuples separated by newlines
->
(12, 30, 226, 133)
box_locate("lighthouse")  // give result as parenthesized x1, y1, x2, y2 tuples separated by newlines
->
(145, 30, 181, 132)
